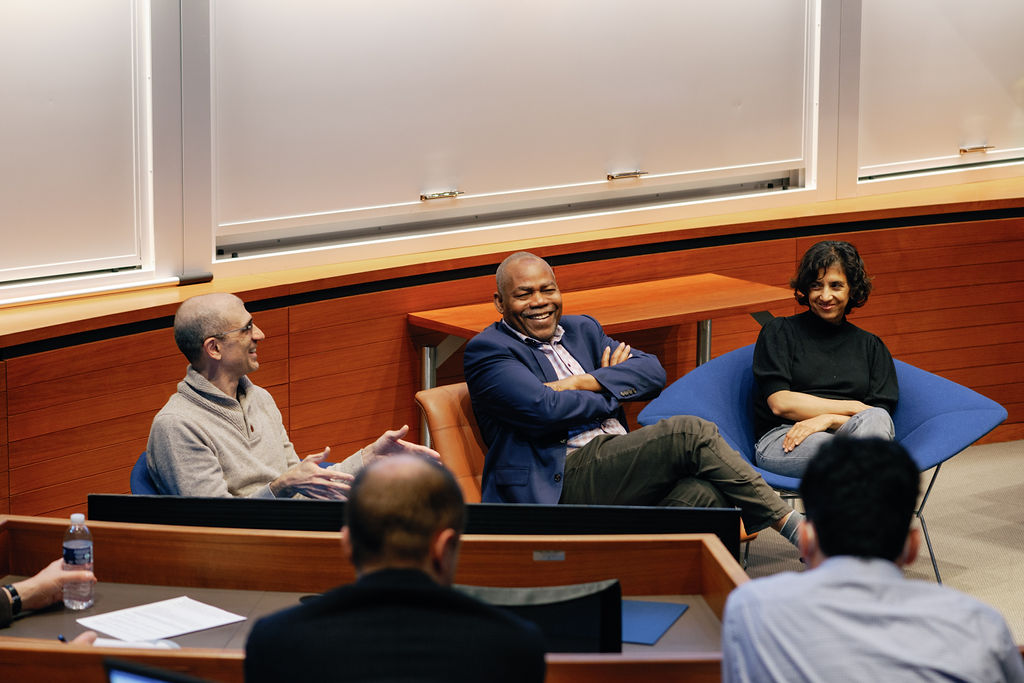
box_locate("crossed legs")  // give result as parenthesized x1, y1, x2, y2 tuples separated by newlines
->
(560, 415, 793, 533)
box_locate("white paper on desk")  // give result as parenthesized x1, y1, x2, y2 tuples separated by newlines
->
(77, 596, 245, 641)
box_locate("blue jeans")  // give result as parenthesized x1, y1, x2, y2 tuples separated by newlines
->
(755, 407, 895, 479)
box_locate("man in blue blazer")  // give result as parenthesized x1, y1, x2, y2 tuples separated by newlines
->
(464, 252, 802, 542)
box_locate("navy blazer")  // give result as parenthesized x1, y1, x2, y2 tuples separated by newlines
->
(464, 315, 666, 504)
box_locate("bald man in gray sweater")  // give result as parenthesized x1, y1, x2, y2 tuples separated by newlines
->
(147, 293, 438, 499)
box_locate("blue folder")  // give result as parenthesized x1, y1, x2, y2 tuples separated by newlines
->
(621, 599, 689, 645)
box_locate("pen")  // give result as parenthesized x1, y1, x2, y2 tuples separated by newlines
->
(57, 634, 67, 643)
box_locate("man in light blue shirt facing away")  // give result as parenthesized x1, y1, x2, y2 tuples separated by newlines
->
(722, 436, 1024, 683)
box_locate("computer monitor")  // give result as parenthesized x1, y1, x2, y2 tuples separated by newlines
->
(105, 659, 210, 683)
(456, 579, 622, 653)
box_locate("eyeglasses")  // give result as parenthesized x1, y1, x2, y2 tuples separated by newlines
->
(209, 318, 254, 340)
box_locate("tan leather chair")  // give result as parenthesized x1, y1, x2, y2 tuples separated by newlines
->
(414, 382, 487, 503)
(414, 381, 756, 562)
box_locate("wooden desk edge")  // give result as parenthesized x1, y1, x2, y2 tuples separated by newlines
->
(2, 514, 743, 547)
(407, 273, 793, 339)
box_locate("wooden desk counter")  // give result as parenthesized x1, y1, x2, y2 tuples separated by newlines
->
(0, 515, 745, 605)
(0, 515, 747, 682)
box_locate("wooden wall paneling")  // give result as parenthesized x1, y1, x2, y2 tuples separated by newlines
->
(8, 412, 155, 472)
(293, 314, 411, 358)
(289, 379, 419, 433)
(288, 276, 497, 334)
(985, 381, 1024, 409)
(895, 342, 1024, 375)
(10, 467, 132, 517)
(988, 423, 1024, 443)
(880, 322, 1024, 361)
(249, 358, 290, 390)
(941, 362, 1024, 392)
(47, 502, 101, 520)
(861, 304, 1024, 347)
(832, 216, 1024, 254)
(246, 306, 290, 394)
(3, 327, 177, 388)
(810, 217, 1020, 260)
(1001, 404, 1023, 430)
(435, 346, 468, 387)
(863, 281, 1019, 321)
(287, 347, 421, 453)
(288, 335, 416, 384)
(264, 383, 289, 425)
(0, 452, 7, 514)
(864, 302, 1024, 339)
(288, 406, 423, 458)
(9, 383, 176, 443)
(8, 355, 187, 416)
(10, 438, 148, 497)
(0, 360, 7, 514)
(552, 240, 796, 292)
(290, 364, 414, 410)
(289, 384, 423, 456)
(7, 409, 162, 516)
(874, 260, 1022, 294)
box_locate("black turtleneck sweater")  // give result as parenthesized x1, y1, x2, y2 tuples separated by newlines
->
(752, 311, 898, 439)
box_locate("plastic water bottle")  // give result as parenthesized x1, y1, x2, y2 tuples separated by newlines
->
(62, 513, 94, 610)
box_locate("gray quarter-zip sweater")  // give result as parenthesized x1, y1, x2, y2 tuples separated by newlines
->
(146, 367, 361, 498)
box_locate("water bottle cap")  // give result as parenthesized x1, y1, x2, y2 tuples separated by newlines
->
(70, 513, 85, 524)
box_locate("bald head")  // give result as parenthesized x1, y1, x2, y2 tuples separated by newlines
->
(345, 455, 465, 574)
(495, 252, 553, 299)
(173, 293, 245, 366)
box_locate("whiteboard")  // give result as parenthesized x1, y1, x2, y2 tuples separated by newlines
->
(212, 1, 813, 245)
(0, 0, 147, 285)
(858, 0, 1024, 178)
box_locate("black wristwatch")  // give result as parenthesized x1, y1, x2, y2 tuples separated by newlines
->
(3, 584, 21, 615)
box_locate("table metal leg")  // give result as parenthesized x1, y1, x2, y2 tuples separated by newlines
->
(417, 335, 465, 448)
(696, 319, 712, 366)
(421, 346, 437, 448)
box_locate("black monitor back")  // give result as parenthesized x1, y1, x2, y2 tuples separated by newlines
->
(457, 579, 622, 653)
(87, 495, 741, 558)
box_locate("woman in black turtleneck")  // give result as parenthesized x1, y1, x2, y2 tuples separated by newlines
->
(752, 240, 898, 478)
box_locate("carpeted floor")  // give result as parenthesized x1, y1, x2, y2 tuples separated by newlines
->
(742, 439, 1024, 640)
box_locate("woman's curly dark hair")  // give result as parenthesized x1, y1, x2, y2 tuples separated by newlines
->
(791, 241, 873, 314)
